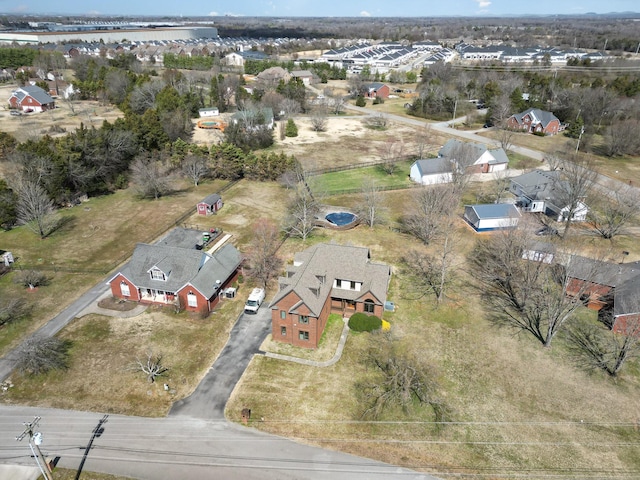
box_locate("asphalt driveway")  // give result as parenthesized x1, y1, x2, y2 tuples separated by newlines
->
(169, 303, 272, 419)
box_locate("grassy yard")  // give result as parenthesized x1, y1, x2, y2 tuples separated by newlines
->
(47, 468, 133, 480)
(311, 160, 415, 194)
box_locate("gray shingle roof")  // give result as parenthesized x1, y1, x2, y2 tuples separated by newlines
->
(511, 108, 559, 128)
(413, 158, 454, 176)
(115, 241, 241, 299)
(12, 85, 55, 105)
(271, 243, 391, 317)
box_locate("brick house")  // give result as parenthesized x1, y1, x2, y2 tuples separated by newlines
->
(107, 228, 242, 315)
(364, 82, 390, 99)
(565, 255, 640, 335)
(507, 108, 561, 135)
(270, 243, 391, 348)
(8, 85, 55, 113)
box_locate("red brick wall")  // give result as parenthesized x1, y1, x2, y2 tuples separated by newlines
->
(271, 291, 332, 348)
(110, 274, 140, 301)
(613, 314, 640, 336)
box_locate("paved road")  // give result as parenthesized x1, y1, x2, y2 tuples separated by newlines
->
(169, 305, 272, 419)
(0, 405, 435, 480)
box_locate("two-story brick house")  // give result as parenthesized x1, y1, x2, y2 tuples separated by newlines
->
(507, 108, 561, 135)
(270, 243, 391, 348)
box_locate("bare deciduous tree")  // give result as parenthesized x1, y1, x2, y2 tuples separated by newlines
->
(310, 108, 328, 132)
(15, 180, 59, 238)
(378, 138, 403, 175)
(356, 332, 449, 422)
(181, 154, 210, 187)
(469, 228, 594, 347)
(364, 113, 388, 130)
(357, 179, 387, 228)
(553, 157, 597, 238)
(14, 336, 70, 376)
(402, 184, 459, 244)
(280, 98, 301, 118)
(566, 316, 640, 377)
(131, 351, 169, 383)
(588, 186, 639, 239)
(247, 219, 283, 288)
(403, 231, 455, 305)
(414, 124, 432, 160)
(284, 182, 320, 241)
(14, 270, 48, 289)
(130, 155, 171, 200)
(0, 298, 30, 328)
(129, 79, 165, 114)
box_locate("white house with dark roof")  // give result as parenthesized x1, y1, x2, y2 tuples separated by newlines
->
(509, 169, 588, 222)
(270, 243, 391, 348)
(409, 158, 454, 185)
(8, 85, 55, 112)
(108, 228, 241, 314)
(439, 139, 509, 174)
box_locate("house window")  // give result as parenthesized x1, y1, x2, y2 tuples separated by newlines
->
(280, 310, 286, 319)
(150, 268, 165, 281)
(120, 282, 130, 297)
(299, 331, 309, 341)
(350, 281, 356, 290)
(336, 279, 342, 288)
(300, 315, 309, 324)
(281, 326, 287, 336)
(187, 291, 197, 308)
(364, 299, 375, 314)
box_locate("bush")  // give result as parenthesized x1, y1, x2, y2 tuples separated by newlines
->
(355, 95, 366, 107)
(373, 97, 384, 105)
(348, 313, 382, 332)
(14, 336, 71, 375)
(285, 118, 298, 137)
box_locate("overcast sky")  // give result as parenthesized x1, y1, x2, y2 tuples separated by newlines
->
(2, 0, 638, 17)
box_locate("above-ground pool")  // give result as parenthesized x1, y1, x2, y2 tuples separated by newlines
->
(325, 211, 357, 227)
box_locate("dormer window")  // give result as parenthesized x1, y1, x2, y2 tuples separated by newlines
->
(150, 268, 166, 281)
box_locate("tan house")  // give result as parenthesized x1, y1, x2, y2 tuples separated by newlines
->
(270, 243, 391, 348)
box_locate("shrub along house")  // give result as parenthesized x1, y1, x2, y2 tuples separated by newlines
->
(108, 228, 242, 314)
(270, 243, 391, 348)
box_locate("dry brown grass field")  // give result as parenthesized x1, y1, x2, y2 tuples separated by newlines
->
(227, 216, 640, 479)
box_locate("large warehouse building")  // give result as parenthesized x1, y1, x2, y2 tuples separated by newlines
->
(0, 25, 218, 44)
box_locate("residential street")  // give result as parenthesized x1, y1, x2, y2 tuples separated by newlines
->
(0, 405, 434, 479)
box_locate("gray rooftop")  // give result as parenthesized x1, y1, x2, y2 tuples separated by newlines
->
(467, 203, 521, 219)
(271, 243, 391, 317)
(413, 157, 454, 176)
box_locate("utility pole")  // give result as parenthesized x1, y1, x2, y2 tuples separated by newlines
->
(575, 125, 585, 154)
(16, 416, 54, 480)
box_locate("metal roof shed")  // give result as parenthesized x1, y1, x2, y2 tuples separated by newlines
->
(464, 203, 521, 232)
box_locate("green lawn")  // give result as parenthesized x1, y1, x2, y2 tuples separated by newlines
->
(312, 160, 415, 195)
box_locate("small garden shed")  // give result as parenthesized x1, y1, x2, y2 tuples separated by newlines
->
(197, 193, 223, 216)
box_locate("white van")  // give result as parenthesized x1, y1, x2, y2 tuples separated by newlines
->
(244, 288, 265, 314)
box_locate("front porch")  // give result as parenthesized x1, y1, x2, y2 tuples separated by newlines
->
(330, 297, 357, 317)
(139, 288, 178, 306)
